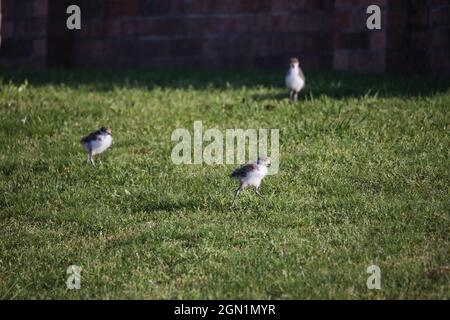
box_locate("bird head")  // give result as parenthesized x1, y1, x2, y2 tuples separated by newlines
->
(257, 156, 271, 167)
(100, 126, 112, 135)
(290, 57, 299, 68)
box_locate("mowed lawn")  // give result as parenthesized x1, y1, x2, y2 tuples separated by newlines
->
(0, 69, 449, 299)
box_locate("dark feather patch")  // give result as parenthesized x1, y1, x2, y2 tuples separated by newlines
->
(298, 67, 305, 81)
(80, 130, 102, 144)
(231, 163, 257, 178)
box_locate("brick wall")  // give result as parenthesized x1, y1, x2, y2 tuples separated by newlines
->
(0, 0, 47, 67)
(70, 0, 335, 69)
(386, 0, 450, 73)
(333, 0, 388, 73)
(0, 0, 448, 72)
(0, 1, 2, 47)
(426, 0, 450, 72)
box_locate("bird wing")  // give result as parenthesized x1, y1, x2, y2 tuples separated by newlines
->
(231, 163, 258, 178)
(80, 130, 102, 143)
(298, 67, 305, 81)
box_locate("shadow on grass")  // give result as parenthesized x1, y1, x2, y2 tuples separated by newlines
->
(127, 197, 225, 214)
(137, 200, 200, 213)
(252, 92, 287, 102)
(121, 192, 233, 214)
(0, 68, 449, 99)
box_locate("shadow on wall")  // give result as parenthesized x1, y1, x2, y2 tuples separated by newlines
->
(0, 68, 449, 99)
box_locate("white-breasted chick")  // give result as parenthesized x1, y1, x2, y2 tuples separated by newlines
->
(230, 156, 272, 208)
(285, 57, 305, 102)
(80, 126, 112, 167)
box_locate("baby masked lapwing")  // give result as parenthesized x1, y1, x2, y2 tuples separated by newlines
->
(80, 126, 112, 167)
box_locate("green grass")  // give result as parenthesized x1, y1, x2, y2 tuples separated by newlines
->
(0, 69, 449, 299)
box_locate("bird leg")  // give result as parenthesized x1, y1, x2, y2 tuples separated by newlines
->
(88, 151, 95, 167)
(289, 90, 294, 100)
(293, 91, 298, 102)
(231, 184, 242, 208)
(255, 188, 265, 200)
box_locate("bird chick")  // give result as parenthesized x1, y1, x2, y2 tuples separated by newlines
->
(80, 126, 112, 167)
(230, 156, 271, 208)
(285, 57, 305, 102)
